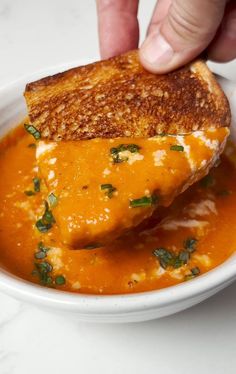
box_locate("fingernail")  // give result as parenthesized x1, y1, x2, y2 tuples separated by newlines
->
(141, 32, 174, 66)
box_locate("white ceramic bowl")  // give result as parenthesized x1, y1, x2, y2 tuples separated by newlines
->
(0, 64, 236, 323)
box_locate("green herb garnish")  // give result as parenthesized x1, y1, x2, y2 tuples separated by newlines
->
(153, 248, 175, 269)
(191, 267, 200, 276)
(153, 248, 188, 269)
(178, 250, 190, 265)
(35, 201, 56, 233)
(33, 177, 41, 192)
(48, 193, 58, 207)
(170, 145, 184, 152)
(184, 237, 197, 252)
(55, 275, 66, 285)
(24, 190, 35, 196)
(34, 242, 50, 260)
(101, 184, 117, 198)
(153, 238, 198, 269)
(24, 177, 40, 196)
(24, 124, 41, 140)
(185, 267, 200, 281)
(200, 174, 214, 188)
(34, 251, 47, 259)
(35, 219, 52, 233)
(125, 144, 141, 153)
(33, 261, 53, 285)
(32, 243, 66, 287)
(28, 143, 36, 148)
(110, 144, 141, 163)
(130, 195, 158, 208)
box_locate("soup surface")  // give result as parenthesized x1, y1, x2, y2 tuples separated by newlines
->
(0, 125, 236, 294)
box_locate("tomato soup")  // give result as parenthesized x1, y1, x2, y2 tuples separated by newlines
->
(0, 125, 236, 294)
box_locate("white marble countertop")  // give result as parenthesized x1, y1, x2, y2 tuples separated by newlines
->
(0, 1, 236, 373)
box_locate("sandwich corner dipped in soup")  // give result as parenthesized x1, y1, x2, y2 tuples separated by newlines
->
(0, 50, 234, 294)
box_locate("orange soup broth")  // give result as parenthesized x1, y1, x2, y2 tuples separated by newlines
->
(0, 126, 236, 294)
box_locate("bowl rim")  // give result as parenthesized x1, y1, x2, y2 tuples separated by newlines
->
(0, 256, 236, 314)
(0, 64, 236, 316)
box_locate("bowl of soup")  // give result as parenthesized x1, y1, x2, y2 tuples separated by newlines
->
(0, 65, 236, 323)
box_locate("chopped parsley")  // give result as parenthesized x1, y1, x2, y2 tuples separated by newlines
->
(24, 124, 41, 140)
(153, 248, 175, 269)
(33, 261, 53, 285)
(178, 250, 190, 264)
(153, 237, 198, 269)
(153, 248, 189, 269)
(34, 242, 50, 260)
(28, 143, 36, 148)
(170, 145, 184, 152)
(101, 183, 117, 198)
(35, 201, 56, 233)
(24, 190, 35, 196)
(130, 195, 158, 208)
(185, 267, 200, 281)
(110, 143, 141, 163)
(191, 267, 200, 276)
(34, 251, 47, 260)
(55, 275, 66, 285)
(183, 237, 197, 252)
(33, 177, 41, 192)
(48, 193, 58, 207)
(24, 177, 40, 196)
(32, 242, 66, 287)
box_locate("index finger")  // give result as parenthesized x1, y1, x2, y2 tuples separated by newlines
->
(96, 0, 139, 59)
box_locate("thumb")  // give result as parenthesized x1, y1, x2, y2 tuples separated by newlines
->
(139, 0, 227, 73)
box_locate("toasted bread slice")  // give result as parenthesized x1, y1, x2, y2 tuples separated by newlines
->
(36, 128, 229, 248)
(24, 50, 230, 141)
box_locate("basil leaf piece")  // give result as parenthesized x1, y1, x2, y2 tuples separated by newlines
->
(24, 124, 41, 140)
(34, 242, 50, 259)
(110, 144, 141, 163)
(55, 275, 66, 285)
(153, 248, 174, 269)
(35, 201, 56, 233)
(153, 240, 198, 270)
(185, 267, 200, 281)
(48, 193, 58, 207)
(33, 261, 53, 285)
(33, 177, 41, 192)
(24, 190, 35, 196)
(35, 219, 53, 233)
(170, 145, 184, 152)
(183, 237, 197, 252)
(130, 195, 158, 208)
(100, 184, 117, 198)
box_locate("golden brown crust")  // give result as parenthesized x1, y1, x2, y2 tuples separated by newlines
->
(24, 50, 231, 140)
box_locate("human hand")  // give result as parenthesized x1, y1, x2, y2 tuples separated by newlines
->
(96, 0, 236, 73)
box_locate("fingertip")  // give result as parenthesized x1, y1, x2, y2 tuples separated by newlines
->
(139, 32, 175, 74)
(96, 0, 139, 60)
(139, 32, 199, 74)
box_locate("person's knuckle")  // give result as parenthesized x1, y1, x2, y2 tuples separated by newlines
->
(167, 1, 214, 43)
